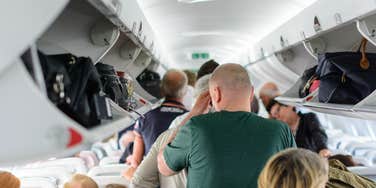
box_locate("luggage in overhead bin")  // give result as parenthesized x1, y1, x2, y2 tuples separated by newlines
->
(95, 63, 128, 109)
(316, 39, 376, 104)
(24, 51, 112, 128)
(136, 69, 162, 99)
(117, 71, 131, 101)
(299, 65, 319, 98)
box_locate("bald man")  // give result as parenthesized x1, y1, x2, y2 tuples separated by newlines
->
(259, 82, 280, 108)
(158, 64, 296, 188)
(128, 70, 188, 170)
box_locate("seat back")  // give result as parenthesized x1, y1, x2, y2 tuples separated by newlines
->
(30, 157, 88, 174)
(20, 177, 57, 188)
(13, 166, 73, 186)
(99, 156, 121, 166)
(79, 151, 99, 168)
(88, 164, 129, 177)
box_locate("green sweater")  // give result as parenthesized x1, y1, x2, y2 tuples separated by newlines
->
(164, 111, 296, 188)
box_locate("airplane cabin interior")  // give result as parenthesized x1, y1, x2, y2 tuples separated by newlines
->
(2, 0, 376, 187)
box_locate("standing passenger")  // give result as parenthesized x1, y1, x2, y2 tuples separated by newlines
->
(127, 70, 188, 173)
(158, 64, 296, 188)
(130, 74, 212, 187)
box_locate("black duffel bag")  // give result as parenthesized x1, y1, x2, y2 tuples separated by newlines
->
(95, 63, 127, 108)
(32, 52, 111, 128)
(316, 39, 376, 104)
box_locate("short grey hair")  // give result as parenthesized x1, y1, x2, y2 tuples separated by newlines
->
(194, 74, 211, 98)
(161, 69, 188, 99)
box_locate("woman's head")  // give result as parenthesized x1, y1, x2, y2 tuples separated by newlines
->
(0, 171, 20, 188)
(64, 174, 98, 188)
(258, 148, 328, 188)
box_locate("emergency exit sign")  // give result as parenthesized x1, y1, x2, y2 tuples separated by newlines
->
(192, 53, 210, 60)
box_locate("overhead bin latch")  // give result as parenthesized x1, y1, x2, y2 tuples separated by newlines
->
(334, 13, 343, 25)
(280, 36, 287, 48)
(302, 37, 326, 60)
(314, 16, 322, 32)
(138, 21, 143, 38)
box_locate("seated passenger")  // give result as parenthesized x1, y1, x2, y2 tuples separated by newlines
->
(267, 99, 331, 157)
(158, 64, 296, 188)
(327, 159, 376, 187)
(64, 174, 98, 188)
(0, 171, 20, 188)
(259, 82, 280, 108)
(130, 74, 212, 187)
(258, 148, 328, 188)
(128, 69, 188, 172)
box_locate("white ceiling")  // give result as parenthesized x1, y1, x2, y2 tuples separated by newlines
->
(137, 0, 318, 70)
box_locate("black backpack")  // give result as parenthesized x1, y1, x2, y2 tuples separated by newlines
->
(95, 63, 128, 109)
(24, 51, 111, 128)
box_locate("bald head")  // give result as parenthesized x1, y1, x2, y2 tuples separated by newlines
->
(210, 63, 252, 92)
(209, 63, 254, 112)
(161, 69, 188, 99)
(259, 82, 280, 107)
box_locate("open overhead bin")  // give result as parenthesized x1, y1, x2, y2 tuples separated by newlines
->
(249, 0, 376, 120)
(0, 0, 69, 74)
(0, 0, 167, 165)
(245, 54, 299, 94)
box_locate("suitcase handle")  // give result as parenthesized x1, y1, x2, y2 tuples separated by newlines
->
(359, 38, 370, 70)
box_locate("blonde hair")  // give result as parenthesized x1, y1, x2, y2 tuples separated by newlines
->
(64, 174, 98, 188)
(0, 172, 20, 188)
(105, 184, 127, 188)
(258, 148, 328, 188)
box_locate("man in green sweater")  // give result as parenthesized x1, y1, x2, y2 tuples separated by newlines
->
(158, 63, 296, 188)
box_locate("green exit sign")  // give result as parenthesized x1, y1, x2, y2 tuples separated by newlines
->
(192, 53, 210, 60)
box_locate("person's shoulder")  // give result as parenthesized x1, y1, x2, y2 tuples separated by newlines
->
(155, 129, 176, 147)
(144, 105, 162, 116)
(189, 111, 224, 124)
(251, 115, 291, 133)
(254, 115, 287, 127)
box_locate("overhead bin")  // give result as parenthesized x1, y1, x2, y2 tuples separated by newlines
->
(249, 0, 376, 120)
(0, 0, 69, 74)
(245, 54, 299, 93)
(37, 0, 120, 62)
(0, 0, 166, 165)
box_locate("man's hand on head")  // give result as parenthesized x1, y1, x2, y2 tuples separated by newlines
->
(189, 91, 211, 117)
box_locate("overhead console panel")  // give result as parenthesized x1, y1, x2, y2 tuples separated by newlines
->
(248, 0, 376, 120)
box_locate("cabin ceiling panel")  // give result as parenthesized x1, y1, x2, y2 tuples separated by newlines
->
(137, 0, 318, 69)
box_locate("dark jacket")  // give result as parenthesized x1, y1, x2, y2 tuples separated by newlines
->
(295, 112, 328, 153)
